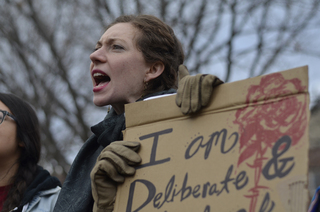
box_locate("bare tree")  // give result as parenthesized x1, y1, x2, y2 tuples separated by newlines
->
(0, 0, 319, 181)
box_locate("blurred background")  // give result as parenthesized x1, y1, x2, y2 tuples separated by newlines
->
(0, 0, 319, 197)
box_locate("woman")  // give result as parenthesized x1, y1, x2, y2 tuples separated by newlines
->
(53, 14, 222, 212)
(309, 187, 320, 212)
(0, 93, 61, 212)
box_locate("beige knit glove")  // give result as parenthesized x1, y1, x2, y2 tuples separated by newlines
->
(90, 141, 141, 212)
(176, 65, 223, 114)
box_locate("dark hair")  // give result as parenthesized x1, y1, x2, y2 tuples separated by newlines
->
(107, 14, 185, 95)
(0, 93, 41, 212)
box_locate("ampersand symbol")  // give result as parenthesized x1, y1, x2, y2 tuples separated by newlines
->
(262, 135, 295, 180)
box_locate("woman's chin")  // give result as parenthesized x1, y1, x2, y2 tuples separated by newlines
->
(93, 97, 109, 107)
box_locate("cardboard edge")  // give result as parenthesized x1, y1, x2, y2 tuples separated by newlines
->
(125, 66, 309, 128)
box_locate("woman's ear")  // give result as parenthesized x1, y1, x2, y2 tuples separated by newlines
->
(145, 61, 165, 82)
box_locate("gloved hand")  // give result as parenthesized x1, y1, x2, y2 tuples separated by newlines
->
(90, 141, 141, 212)
(176, 65, 223, 114)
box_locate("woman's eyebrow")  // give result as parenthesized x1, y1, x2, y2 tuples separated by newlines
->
(95, 41, 102, 47)
(101, 37, 127, 45)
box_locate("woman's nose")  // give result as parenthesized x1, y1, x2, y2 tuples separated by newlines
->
(90, 48, 106, 64)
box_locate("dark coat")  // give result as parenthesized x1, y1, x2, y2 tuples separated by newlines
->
(53, 89, 176, 212)
(15, 166, 61, 212)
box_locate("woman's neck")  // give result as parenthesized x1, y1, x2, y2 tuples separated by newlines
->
(0, 161, 19, 187)
(111, 102, 126, 115)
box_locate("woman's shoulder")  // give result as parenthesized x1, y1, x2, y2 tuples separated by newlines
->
(38, 186, 61, 197)
(24, 186, 61, 212)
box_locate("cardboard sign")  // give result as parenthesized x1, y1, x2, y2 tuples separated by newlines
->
(114, 66, 310, 212)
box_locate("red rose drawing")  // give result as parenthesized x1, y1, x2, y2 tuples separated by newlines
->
(234, 72, 308, 212)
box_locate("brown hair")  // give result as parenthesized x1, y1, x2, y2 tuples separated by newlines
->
(106, 15, 185, 95)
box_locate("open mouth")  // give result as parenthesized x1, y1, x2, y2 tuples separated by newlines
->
(93, 72, 110, 86)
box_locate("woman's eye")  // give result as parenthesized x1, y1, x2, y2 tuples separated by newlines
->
(112, 45, 123, 50)
(93, 47, 100, 52)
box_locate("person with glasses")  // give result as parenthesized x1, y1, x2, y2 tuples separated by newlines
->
(53, 14, 222, 212)
(0, 93, 61, 212)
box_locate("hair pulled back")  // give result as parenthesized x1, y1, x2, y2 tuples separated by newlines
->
(107, 15, 185, 95)
(0, 93, 40, 212)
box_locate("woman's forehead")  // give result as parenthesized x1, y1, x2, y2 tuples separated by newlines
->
(100, 23, 139, 42)
(0, 101, 9, 111)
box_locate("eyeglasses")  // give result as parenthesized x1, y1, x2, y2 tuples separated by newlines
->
(0, 109, 17, 125)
